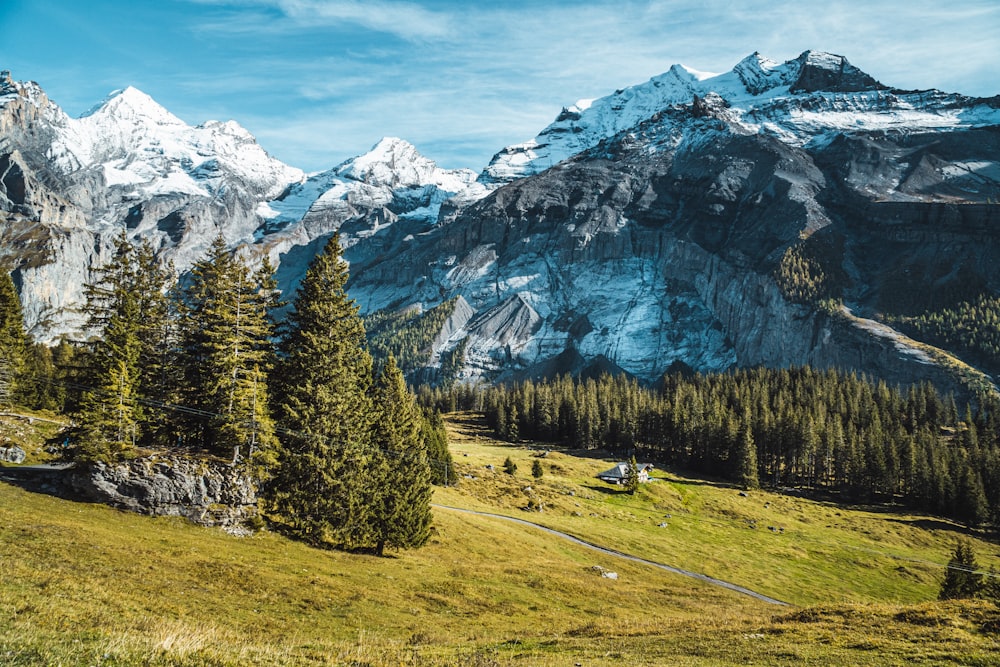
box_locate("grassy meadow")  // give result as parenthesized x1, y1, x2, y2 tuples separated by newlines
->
(1, 410, 999, 665)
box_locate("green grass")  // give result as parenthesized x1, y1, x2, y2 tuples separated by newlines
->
(440, 413, 1000, 607)
(0, 408, 68, 463)
(1, 411, 999, 665)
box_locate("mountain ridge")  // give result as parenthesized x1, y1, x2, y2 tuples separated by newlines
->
(1, 52, 999, 395)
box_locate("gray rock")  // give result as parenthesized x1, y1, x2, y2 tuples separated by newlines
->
(0, 446, 26, 463)
(68, 456, 258, 529)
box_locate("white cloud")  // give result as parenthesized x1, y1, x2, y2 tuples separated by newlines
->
(168, 0, 1000, 170)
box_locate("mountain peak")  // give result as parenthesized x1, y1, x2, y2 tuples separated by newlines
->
(731, 51, 794, 95)
(336, 137, 438, 188)
(788, 50, 886, 93)
(84, 86, 183, 126)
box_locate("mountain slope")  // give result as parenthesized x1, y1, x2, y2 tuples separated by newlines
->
(344, 52, 1000, 391)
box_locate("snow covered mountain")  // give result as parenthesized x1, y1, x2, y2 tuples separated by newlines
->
(482, 50, 1000, 183)
(0, 71, 480, 339)
(2, 52, 1000, 396)
(341, 51, 1000, 392)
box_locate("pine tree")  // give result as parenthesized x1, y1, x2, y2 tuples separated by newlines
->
(131, 240, 178, 447)
(368, 354, 433, 556)
(624, 455, 640, 495)
(74, 233, 143, 461)
(503, 456, 517, 475)
(532, 458, 544, 479)
(178, 236, 278, 462)
(939, 539, 983, 600)
(735, 420, 759, 490)
(0, 272, 27, 407)
(268, 234, 374, 549)
(421, 409, 456, 485)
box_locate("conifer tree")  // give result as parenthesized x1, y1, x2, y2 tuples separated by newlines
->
(268, 234, 374, 548)
(132, 240, 177, 446)
(624, 455, 640, 495)
(368, 354, 433, 556)
(178, 236, 278, 463)
(736, 421, 760, 490)
(421, 409, 456, 485)
(74, 233, 143, 461)
(532, 458, 544, 479)
(503, 456, 517, 475)
(939, 539, 983, 599)
(0, 271, 27, 407)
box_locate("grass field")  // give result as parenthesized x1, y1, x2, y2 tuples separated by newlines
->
(1, 410, 999, 665)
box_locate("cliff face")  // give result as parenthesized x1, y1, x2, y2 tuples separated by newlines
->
(345, 96, 999, 393)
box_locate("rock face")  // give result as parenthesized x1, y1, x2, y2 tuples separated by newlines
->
(68, 457, 257, 529)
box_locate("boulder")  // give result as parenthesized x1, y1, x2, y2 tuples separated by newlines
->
(0, 446, 26, 463)
(68, 456, 257, 530)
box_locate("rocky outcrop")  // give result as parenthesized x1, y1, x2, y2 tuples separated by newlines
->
(0, 446, 26, 463)
(67, 457, 257, 530)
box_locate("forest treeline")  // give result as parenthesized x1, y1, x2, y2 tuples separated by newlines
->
(419, 369, 1000, 528)
(890, 294, 1000, 376)
(0, 233, 454, 555)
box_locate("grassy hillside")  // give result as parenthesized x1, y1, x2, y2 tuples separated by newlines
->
(439, 413, 1000, 607)
(1, 412, 999, 665)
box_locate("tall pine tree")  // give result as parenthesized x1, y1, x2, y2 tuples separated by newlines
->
(178, 236, 278, 464)
(368, 354, 433, 556)
(74, 233, 143, 461)
(268, 234, 374, 549)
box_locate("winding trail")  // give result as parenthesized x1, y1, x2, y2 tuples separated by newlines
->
(434, 504, 790, 606)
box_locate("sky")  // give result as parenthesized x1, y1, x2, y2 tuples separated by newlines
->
(2, 0, 998, 173)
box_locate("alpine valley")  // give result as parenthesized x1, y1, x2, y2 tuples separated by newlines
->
(2, 51, 1000, 394)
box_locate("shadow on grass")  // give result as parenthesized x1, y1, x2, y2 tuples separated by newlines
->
(581, 484, 632, 497)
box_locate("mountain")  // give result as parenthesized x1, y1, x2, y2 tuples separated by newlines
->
(2, 53, 999, 395)
(342, 51, 1000, 392)
(0, 71, 479, 340)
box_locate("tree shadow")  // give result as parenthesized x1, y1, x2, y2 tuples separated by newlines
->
(0, 464, 77, 501)
(581, 484, 631, 496)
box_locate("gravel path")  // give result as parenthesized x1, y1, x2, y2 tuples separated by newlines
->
(435, 504, 790, 606)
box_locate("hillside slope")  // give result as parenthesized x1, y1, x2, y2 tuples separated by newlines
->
(2, 413, 1000, 665)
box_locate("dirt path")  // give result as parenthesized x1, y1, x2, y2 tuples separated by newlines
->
(435, 504, 790, 606)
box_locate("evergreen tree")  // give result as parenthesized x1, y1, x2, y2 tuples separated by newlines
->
(0, 272, 27, 407)
(421, 409, 456, 485)
(368, 354, 433, 556)
(735, 420, 759, 490)
(268, 234, 374, 549)
(939, 539, 983, 600)
(624, 455, 640, 495)
(131, 240, 178, 447)
(503, 456, 517, 475)
(74, 233, 143, 461)
(532, 458, 544, 479)
(178, 236, 278, 462)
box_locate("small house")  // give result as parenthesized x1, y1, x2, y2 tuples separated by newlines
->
(596, 462, 654, 485)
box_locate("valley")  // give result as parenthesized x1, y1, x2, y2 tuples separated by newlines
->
(1, 410, 998, 666)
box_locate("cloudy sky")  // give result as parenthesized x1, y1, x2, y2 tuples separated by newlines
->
(3, 0, 997, 172)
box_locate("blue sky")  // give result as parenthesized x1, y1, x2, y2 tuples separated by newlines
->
(2, 0, 998, 172)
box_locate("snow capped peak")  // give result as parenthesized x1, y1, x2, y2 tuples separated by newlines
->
(731, 51, 795, 95)
(84, 85, 184, 127)
(336, 136, 475, 191)
(336, 136, 431, 187)
(787, 50, 886, 93)
(672, 64, 717, 82)
(483, 49, 926, 183)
